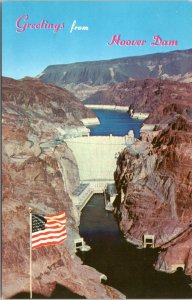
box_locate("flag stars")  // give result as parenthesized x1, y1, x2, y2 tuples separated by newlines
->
(32, 215, 46, 233)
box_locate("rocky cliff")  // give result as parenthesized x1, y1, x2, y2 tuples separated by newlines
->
(38, 49, 192, 100)
(114, 116, 192, 276)
(2, 77, 124, 299)
(3, 77, 95, 123)
(85, 79, 192, 124)
(39, 49, 192, 86)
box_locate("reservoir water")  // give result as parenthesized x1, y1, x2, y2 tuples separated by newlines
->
(88, 109, 143, 138)
(78, 109, 192, 299)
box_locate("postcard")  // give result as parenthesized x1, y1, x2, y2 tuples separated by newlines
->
(2, 1, 192, 299)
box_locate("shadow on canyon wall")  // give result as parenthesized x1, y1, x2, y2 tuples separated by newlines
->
(11, 284, 86, 299)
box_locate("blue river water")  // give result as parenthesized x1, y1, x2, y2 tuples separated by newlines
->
(88, 109, 143, 138)
(78, 195, 192, 299)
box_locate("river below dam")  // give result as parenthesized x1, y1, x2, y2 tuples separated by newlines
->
(78, 194, 192, 299)
(78, 109, 192, 299)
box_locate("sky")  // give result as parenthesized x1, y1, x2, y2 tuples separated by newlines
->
(2, 1, 192, 79)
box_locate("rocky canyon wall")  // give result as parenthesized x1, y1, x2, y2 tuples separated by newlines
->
(85, 79, 192, 125)
(114, 116, 192, 276)
(2, 77, 124, 299)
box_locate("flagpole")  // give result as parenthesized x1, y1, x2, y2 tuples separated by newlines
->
(29, 207, 33, 299)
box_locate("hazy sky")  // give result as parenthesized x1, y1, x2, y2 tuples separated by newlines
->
(2, 1, 192, 79)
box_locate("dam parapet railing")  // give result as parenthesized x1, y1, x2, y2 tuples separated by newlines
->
(64, 132, 135, 145)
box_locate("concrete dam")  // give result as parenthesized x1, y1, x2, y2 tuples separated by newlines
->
(65, 132, 135, 210)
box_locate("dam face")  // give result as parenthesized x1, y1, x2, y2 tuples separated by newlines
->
(65, 135, 133, 182)
(65, 134, 134, 210)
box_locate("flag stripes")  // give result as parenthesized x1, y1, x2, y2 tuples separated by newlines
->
(32, 212, 67, 249)
(32, 228, 67, 241)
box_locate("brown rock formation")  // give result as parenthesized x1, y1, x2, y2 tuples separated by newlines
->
(2, 77, 124, 299)
(85, 79, 192, 124)
(3, 76, 95, 123)
(114, 116, 192, 276)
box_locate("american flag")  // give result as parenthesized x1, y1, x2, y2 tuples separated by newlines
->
(32, 212, 67, 249)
